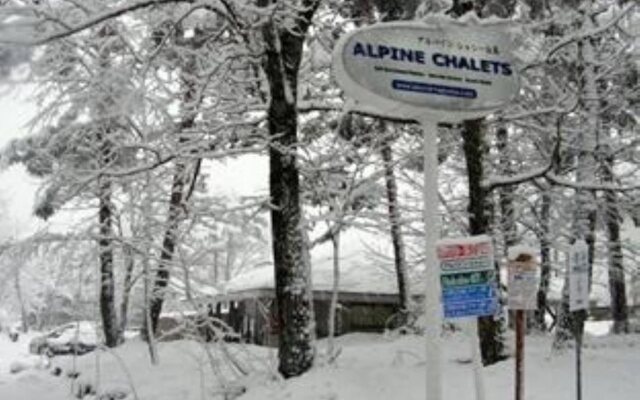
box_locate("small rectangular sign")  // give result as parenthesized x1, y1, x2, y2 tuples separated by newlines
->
(442, 285, 495, 301)
(507, 257, 539, 310)
(443, 298, 497, 319)
(441, 270, 495, 288)
(569, 241, 590, 311)
(438, 236, 497, 319)
(440, 257, 495, 273)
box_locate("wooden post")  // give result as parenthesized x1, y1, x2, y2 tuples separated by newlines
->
(515, 310, 525, 400)
(508, 249, 538, 400)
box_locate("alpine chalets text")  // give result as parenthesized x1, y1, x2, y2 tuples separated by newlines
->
(352, 42, 513, 76)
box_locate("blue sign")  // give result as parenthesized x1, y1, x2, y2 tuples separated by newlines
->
(442, 284, 497, 318)
(444, 298, 497, 319)
(438, 237, 498, 319)
(442, 284, 494, 301)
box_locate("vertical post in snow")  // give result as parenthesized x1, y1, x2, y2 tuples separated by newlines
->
(515, 310, 525, 400)
(467, 319, 487, 400)
(569, 242, 589, 400)
(576, 330, 582, 400)
(421, 119, 442, 400)
(574, 310, 585, 400)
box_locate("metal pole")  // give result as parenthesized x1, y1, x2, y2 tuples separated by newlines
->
(421, 119, 442, 400)
(515, 310, 525, 400)
(576, 331, 582, 400)
(467, 319, 487, 400)
(574, 310, 585, 400)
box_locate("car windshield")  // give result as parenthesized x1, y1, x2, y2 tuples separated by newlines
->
(47, 322, 97, 345)
(47, 324, 75, 338)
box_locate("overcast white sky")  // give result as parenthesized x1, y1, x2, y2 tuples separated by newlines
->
(0, 86, 386, 278)
(0, 83, 43, 239)
(0, 81, 273, 240)
(0, 89, 378, 274)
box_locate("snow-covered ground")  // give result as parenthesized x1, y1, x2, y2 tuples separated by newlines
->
(0, 331, 42, 384)
(240, 330, 640, 400)
(0, 325, 638, 400)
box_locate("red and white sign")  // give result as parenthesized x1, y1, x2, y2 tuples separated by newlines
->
(437, 240, 493, 260)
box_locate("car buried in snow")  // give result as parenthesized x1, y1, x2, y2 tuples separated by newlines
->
(29, 321, 98, 356)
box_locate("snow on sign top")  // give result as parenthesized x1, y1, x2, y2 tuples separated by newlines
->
(436, 234, 493, 260)
(332, 21, 519, 121)
(507, 245, 538, 261)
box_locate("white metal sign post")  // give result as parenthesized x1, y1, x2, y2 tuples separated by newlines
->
(570, 240, 589, 400)
(422, 118, 443, 400)
(332, 19, 519, 400)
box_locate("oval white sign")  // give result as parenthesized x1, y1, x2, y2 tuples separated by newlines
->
(332, 21, 519, 120)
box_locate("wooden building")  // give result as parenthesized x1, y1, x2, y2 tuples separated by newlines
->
(206, 262, 418, 346)
(214, 288, 402, 346)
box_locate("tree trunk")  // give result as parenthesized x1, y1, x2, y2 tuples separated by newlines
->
(603, 155, 628, 333)
(213, 249, 220, 284)
(534, 117, 563, 333)
(461, 118, 506, 365)
(258, 0, 320, 378)
(379, 130, 411, 316)
(145, 37, 202, 337)
(98, 151, 119, 348)
(535, 188, 552, 331)
(225, 231, 234, 281)
(14, 268, 28, 333)
(496, 127, 517, 256)
(142, 172, 159, 364)
(146, 160, 198, 335)
(94, 25, 120, 349)
(118, 243, 135, 342)
(327, 232, 340, 358)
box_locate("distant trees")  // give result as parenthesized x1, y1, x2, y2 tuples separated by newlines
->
(4, 13, 142, 346)
(0, 231, 99, 332)
(521, 0, 640, 343)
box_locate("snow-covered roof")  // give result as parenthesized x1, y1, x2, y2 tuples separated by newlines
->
(169, 276, 222, 299)
(224, 254, 421, 296)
